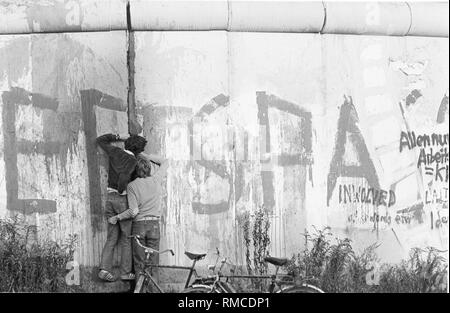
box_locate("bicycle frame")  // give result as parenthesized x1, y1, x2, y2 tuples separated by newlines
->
(133, 235, 203, 292)
(141, 263, 201, 290)
(203, 249, 321, 293)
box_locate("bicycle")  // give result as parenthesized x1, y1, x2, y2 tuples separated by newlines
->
(131, 235, 214, 293)
(184, 248, 324, 293)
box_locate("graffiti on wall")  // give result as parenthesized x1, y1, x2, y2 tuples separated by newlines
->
(257, 92, 313, 212)
(1, 87, 60, 215)
(80, 88, 127, 229)
(146, 91, 313, 216)
(189, 92, 313, 215)
(399, 130, 448, 183)
(397, 90, 448, 246)
(1, 86, 126, 231)
(187, 93, 238, 215)
(327, 95, 382, 228)
(25, 0, 83, 32)
(325, 85, 448, 249)
(327, 96, 380, 207)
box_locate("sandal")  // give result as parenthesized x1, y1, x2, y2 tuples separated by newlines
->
(120, 273, 136, 281)
(98, 269, 116, 282)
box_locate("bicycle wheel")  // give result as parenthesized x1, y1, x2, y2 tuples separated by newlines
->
(280, 284, 325, 293)
(182, 286, 217, 293)
(134, 274, 147, 293)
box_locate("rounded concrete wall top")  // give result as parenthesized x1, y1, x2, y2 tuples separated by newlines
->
(0, 0, 448, 37)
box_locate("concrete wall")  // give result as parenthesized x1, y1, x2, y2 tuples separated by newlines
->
(1, 1, 448, 37)
(0, 29, 448, 269)
(134, 32, 448, 266)
(0, 31, 128, 267)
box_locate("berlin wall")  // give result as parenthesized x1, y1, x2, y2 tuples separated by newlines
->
(0, 1, 448, 278)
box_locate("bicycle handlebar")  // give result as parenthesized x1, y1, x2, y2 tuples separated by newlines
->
(129, 235, 175, 256)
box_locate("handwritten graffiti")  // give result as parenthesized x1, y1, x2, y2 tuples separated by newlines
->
(347, 210, 392, 226)
(399, 131, 449, 183)
(425, 186, 448, 206)
(396, 93, 449, 244)
(394, 202, 425, 225)
(327, 95, 380, 206)
(399, 131, 449, 153)
(430, 211, 448, 229)
(338, 184, 396, 207)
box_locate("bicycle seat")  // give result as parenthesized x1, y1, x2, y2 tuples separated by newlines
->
(264, 256, 289, 267)
(185, 251, 207, 261)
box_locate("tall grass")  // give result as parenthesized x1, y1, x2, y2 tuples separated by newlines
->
(377, 247, 448, 293)
(240, 206, 271, 291)
(0, 216, 78, 292)
(284, 227, 448, 293)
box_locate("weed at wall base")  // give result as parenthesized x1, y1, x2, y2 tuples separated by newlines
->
(283, 227, 448, 293)
(0, 216, 78, 292)
(240, 206, 271, 292)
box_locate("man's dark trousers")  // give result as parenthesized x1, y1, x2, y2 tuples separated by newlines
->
(99, 192, 132, 275)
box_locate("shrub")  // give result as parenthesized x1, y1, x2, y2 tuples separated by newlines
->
(240, 206, 271, 291)
(0, 215, 78, 292)
(377, 247, 448, 293)
(283, 227, 448, 293)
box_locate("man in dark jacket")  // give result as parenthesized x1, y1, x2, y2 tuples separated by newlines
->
(96, 133, 147, 282)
